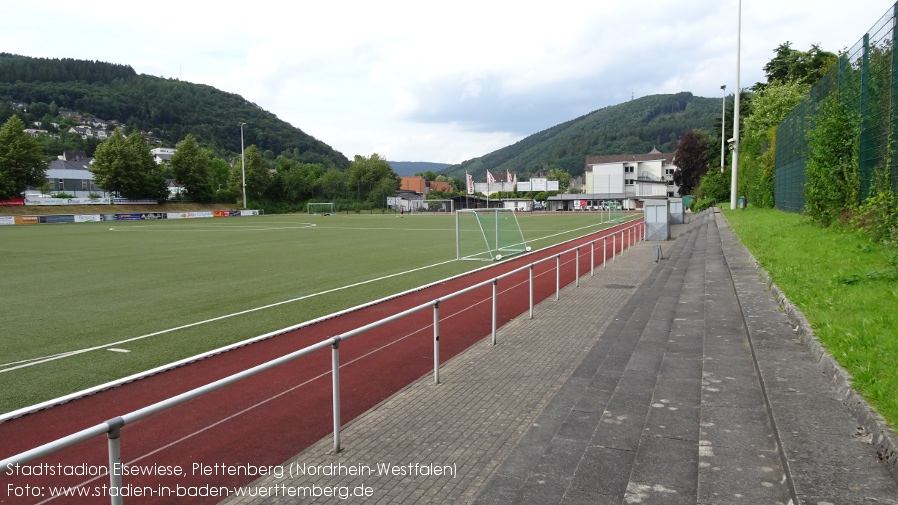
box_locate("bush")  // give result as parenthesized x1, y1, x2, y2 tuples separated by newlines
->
(852, 191, 898, 246)
(695, 169, 730, 203)
(691, 197, 718, 213)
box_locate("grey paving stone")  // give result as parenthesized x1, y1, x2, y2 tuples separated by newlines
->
(564, 446, 635, 503)
(643, 404, 701, 442)
(697, 441, 790, 504)
(629, 436, 699, 495)
(651, 377, 702, 408)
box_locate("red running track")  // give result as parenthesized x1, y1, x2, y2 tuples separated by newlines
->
(0, 220, 642, 504)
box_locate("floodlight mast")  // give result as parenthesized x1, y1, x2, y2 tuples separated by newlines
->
(239, 122, 247, 209)
(730, 0, 741, 209)
(720, 85, 726, 172)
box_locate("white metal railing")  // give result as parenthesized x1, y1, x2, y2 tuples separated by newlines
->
(0, 219, 644, 504)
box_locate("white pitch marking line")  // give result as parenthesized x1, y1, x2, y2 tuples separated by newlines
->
(1, 220, 629, 374)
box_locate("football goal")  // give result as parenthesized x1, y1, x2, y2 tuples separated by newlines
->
(599, 201, 624, 224)
(456, 208, 530, 261)
(307, 202, 335, 215)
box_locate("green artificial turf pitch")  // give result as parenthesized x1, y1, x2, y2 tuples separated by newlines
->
(0, 212, 632, 413)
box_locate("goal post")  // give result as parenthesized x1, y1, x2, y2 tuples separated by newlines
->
(456, 208, 530, 261)
(307, 202, 335, 215)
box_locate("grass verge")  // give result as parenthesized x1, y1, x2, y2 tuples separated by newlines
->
(724, 207, 898, 428)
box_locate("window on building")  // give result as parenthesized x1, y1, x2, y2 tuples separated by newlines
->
(625, 179, 635, 186)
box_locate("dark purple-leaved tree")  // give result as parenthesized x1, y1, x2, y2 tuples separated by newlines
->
(672, 130, 713, 196)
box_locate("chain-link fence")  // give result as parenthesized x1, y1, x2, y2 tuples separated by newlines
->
(775, 3, 898, 212)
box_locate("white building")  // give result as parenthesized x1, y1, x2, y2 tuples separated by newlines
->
(581, 148, 679, 210)
(150, 147, 176, 165)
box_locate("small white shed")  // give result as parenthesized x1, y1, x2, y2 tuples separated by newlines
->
(644, 199, 670, 241)
(669, 197, 685, 224)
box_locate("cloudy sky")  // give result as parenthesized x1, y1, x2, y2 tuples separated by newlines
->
(2, 0, 891, 163)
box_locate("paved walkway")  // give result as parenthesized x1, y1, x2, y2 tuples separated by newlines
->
(222, 210, 897, 504)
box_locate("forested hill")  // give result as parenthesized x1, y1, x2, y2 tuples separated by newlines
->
(0, 53, 350, 168)
(388, 161, 452, 176)
(447, 92, 719, 180)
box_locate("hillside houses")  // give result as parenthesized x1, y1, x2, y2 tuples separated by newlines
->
(8, 104, 129, 142)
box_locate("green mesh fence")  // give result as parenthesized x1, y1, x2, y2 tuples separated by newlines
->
(775, 3, 898, 212)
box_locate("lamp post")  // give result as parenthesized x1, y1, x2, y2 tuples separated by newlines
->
(720, 84, 726, 172)
(730, 0, 741, 210)
(238, 122, 246, 209)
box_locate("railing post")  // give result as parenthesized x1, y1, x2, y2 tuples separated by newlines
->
(491, 279, 498, 345)
(529, 265, 534, 319)
(613, 234, 616, 262)
(433, 301, 440, 384)
(603, 237, 607, 269)
(106, 418, 125, 505)
(590, 241, 595, 277)
(331, 339, 341, 454)
(575, 246, 580, 287)
(555, 255, 560, 300)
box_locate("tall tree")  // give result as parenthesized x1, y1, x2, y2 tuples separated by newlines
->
(281, 163, 325, 202)
(0, 116, 48, 198)
(547, 167, 571, 192)
(319, 168, 347, 201)
(228, 145, 270, 203)
(672, 130, 713, 196)
(346, 154, 398, 203)
(171, 134, 212, 202)
(91, 130, 167, 201)
(761, 42, 837, 89)
(208, 158, 230, 194)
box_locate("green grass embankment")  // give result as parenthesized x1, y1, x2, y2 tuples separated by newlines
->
(724, 207, 898, 428)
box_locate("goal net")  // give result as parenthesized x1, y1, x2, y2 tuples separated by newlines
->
(307, 202, 335, 215)
(456, 208, 529, 261)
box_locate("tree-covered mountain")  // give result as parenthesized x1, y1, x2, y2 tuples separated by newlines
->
(0, 53, 349, 168)
(447, 92, 720, 180)
(388, 161, 452, 176)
